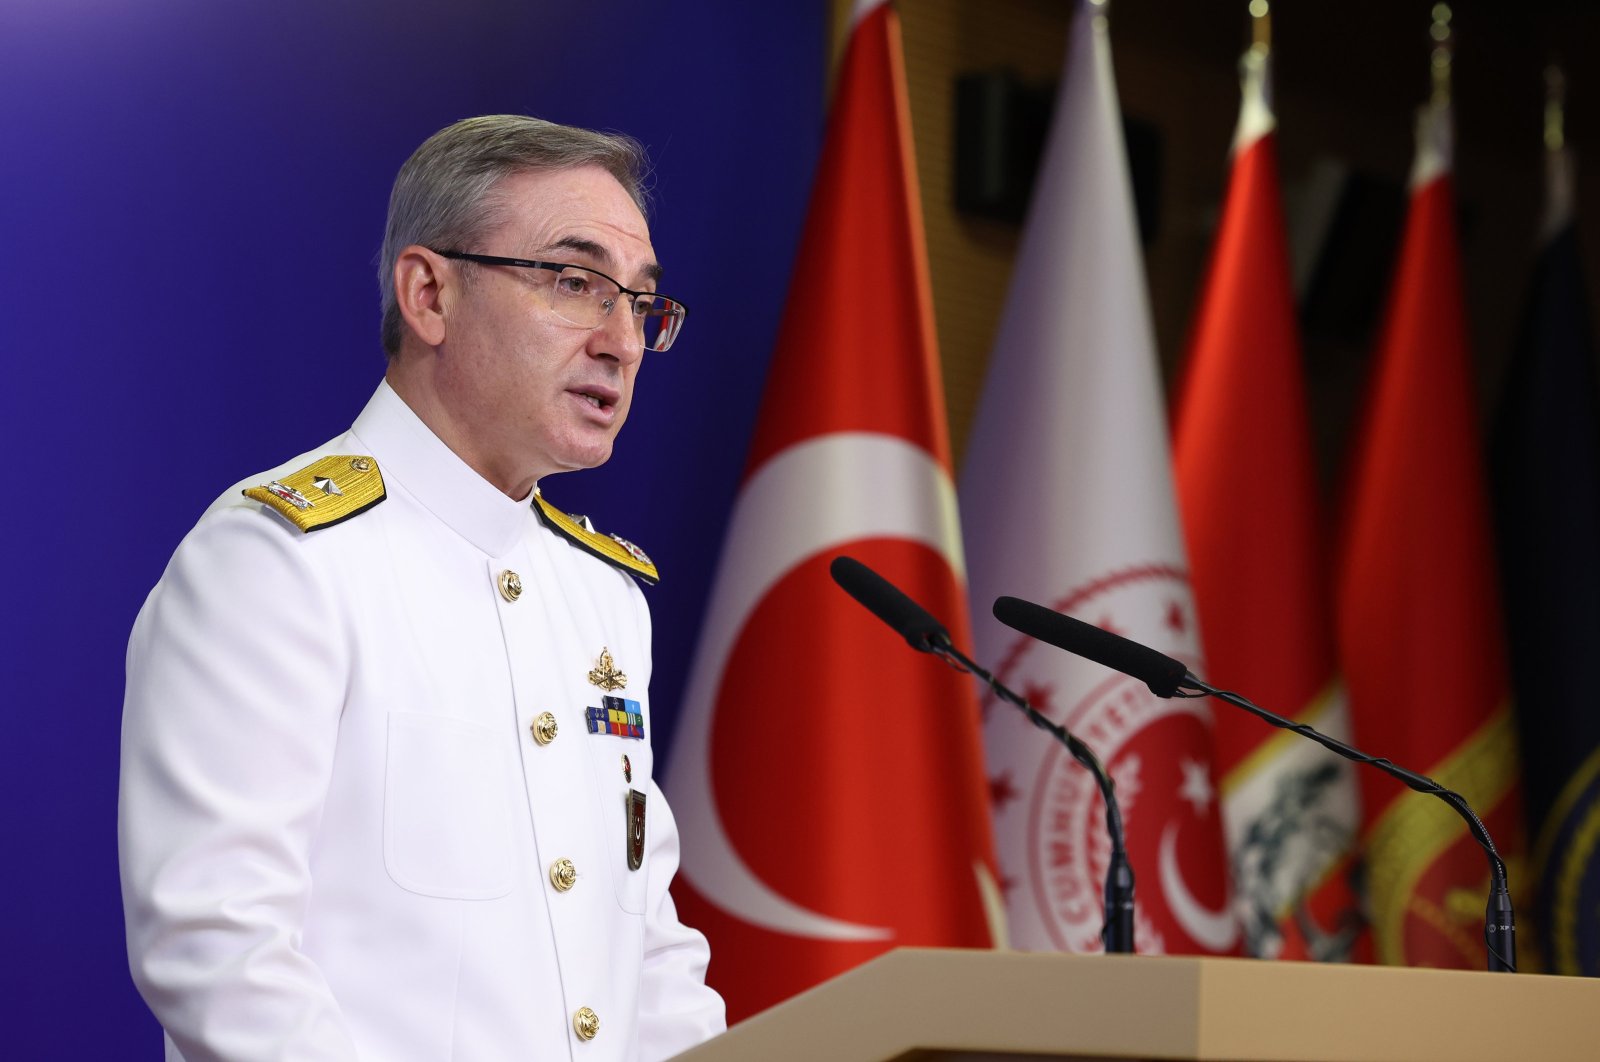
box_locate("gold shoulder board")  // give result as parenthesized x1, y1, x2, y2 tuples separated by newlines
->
(533, 491, 659, 586)
(243, 455, 386, 533)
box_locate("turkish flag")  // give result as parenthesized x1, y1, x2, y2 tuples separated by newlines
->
(1172, 51, 1366, 962)
(1334, 100, 1522, 969)
(661, 1, 996, 1022)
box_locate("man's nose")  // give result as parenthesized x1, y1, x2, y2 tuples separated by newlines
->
(588, 299, 646, 365)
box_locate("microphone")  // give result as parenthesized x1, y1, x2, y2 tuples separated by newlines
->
(992, 593, 1518, 973)
(829, 555, 951, 653)
(993, 596, 1188, 697)
(828, 556, 1136, 954)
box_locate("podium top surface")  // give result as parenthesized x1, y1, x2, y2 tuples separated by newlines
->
(672, 948, 1600, 1062)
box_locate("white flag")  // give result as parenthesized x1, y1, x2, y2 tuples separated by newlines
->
(959, 0, 1238, 956)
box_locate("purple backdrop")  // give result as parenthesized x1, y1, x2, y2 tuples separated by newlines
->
(0, 1, 824, 1052)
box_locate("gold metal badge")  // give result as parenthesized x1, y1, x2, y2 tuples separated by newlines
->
(587, 647, 627, 692)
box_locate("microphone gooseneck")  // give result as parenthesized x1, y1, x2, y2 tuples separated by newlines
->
(1187, 674, 1517, 973)
(992, 593, 1517, 973)
(828, 556, 1136, 954)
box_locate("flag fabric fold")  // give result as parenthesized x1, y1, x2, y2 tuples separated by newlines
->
(960, 0, 1237, 957)
(1334, 98, 1523, 969)
(1491, 144, 1600, 975)
(662, 0, 996, 1022)
(1172, 48, 1365, 962)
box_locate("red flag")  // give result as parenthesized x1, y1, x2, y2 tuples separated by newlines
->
(663, 1, 996, 1021)
(1334, 100, 1522, 968)
(1172, 49, 1366, 961)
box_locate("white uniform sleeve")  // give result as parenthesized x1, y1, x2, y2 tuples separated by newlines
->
(636, 784, 727, 1061)
(119, 506, 360, 1061)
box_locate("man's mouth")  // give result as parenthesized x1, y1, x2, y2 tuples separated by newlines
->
(570, 384, 621, 413)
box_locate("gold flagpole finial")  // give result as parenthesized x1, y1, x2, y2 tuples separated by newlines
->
(1430, 4, 1453, 105)
(1545, 65, 1566, 151)
(1249, 0, 1271, 57)
(1235, 0, 1277, 150)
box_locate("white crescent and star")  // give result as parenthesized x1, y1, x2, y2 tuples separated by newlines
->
(1177, 757, 1213, 816)
(1159, 816, 1239, 953)
(664, 431, 964, 942)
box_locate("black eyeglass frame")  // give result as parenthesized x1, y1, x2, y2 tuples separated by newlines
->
(431, 249, 687, 351)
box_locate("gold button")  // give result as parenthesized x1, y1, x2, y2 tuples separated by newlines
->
(350, 456, 373, 473)
(573, 1006, 599, 1041)
(531, 712, 558, 746)
(549, 858, 578, 892)
(498, 569, 523, 602)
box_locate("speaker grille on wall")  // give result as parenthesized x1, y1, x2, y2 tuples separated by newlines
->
(954, 68, 1162, 245)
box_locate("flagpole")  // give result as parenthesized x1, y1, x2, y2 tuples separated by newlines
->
(1541, 66, 1575, 242)
(1544, 65, 1565, 150)
(1430, 3, 1452, 104)
(1249, 0, 1270, 53)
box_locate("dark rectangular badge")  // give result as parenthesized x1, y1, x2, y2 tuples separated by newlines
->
(626, 788, 647, 871)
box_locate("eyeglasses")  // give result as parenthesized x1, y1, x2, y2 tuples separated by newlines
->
(433, 250, 687, 352)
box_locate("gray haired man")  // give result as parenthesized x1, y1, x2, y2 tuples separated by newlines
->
(120, 115, 724, 1061)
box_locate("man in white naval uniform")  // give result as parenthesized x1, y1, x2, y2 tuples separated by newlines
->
(119, 115, 725, 1061)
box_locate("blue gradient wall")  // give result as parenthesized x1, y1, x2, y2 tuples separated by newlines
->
(0, 1, 824, 1052)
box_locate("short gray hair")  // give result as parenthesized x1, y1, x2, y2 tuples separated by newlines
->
(377, 115, 649, 355)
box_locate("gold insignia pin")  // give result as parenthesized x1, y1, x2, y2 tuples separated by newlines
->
(587, 647, 627, 692)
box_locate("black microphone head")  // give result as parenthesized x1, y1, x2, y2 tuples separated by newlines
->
(829, 555, 950, 653)
(992, 595, 1189, 697)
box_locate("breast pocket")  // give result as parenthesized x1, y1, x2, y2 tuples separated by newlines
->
(588, 733, 653, 915)
(384, 712, 514, 900)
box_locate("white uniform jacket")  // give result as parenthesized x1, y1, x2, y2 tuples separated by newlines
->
(119, 381, 725, 1061)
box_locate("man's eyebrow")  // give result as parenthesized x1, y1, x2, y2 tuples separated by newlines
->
(545, 236, 663, 287)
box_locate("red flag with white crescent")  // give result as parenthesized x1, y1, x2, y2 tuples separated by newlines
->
(662, 0, 997, 1022)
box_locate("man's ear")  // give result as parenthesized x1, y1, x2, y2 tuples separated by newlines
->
(394, 246, 450, 348)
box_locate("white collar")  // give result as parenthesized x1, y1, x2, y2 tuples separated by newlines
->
(349, 380, 531, 557)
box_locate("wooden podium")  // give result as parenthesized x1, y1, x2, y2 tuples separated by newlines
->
(670, 948, 1599, 1061)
